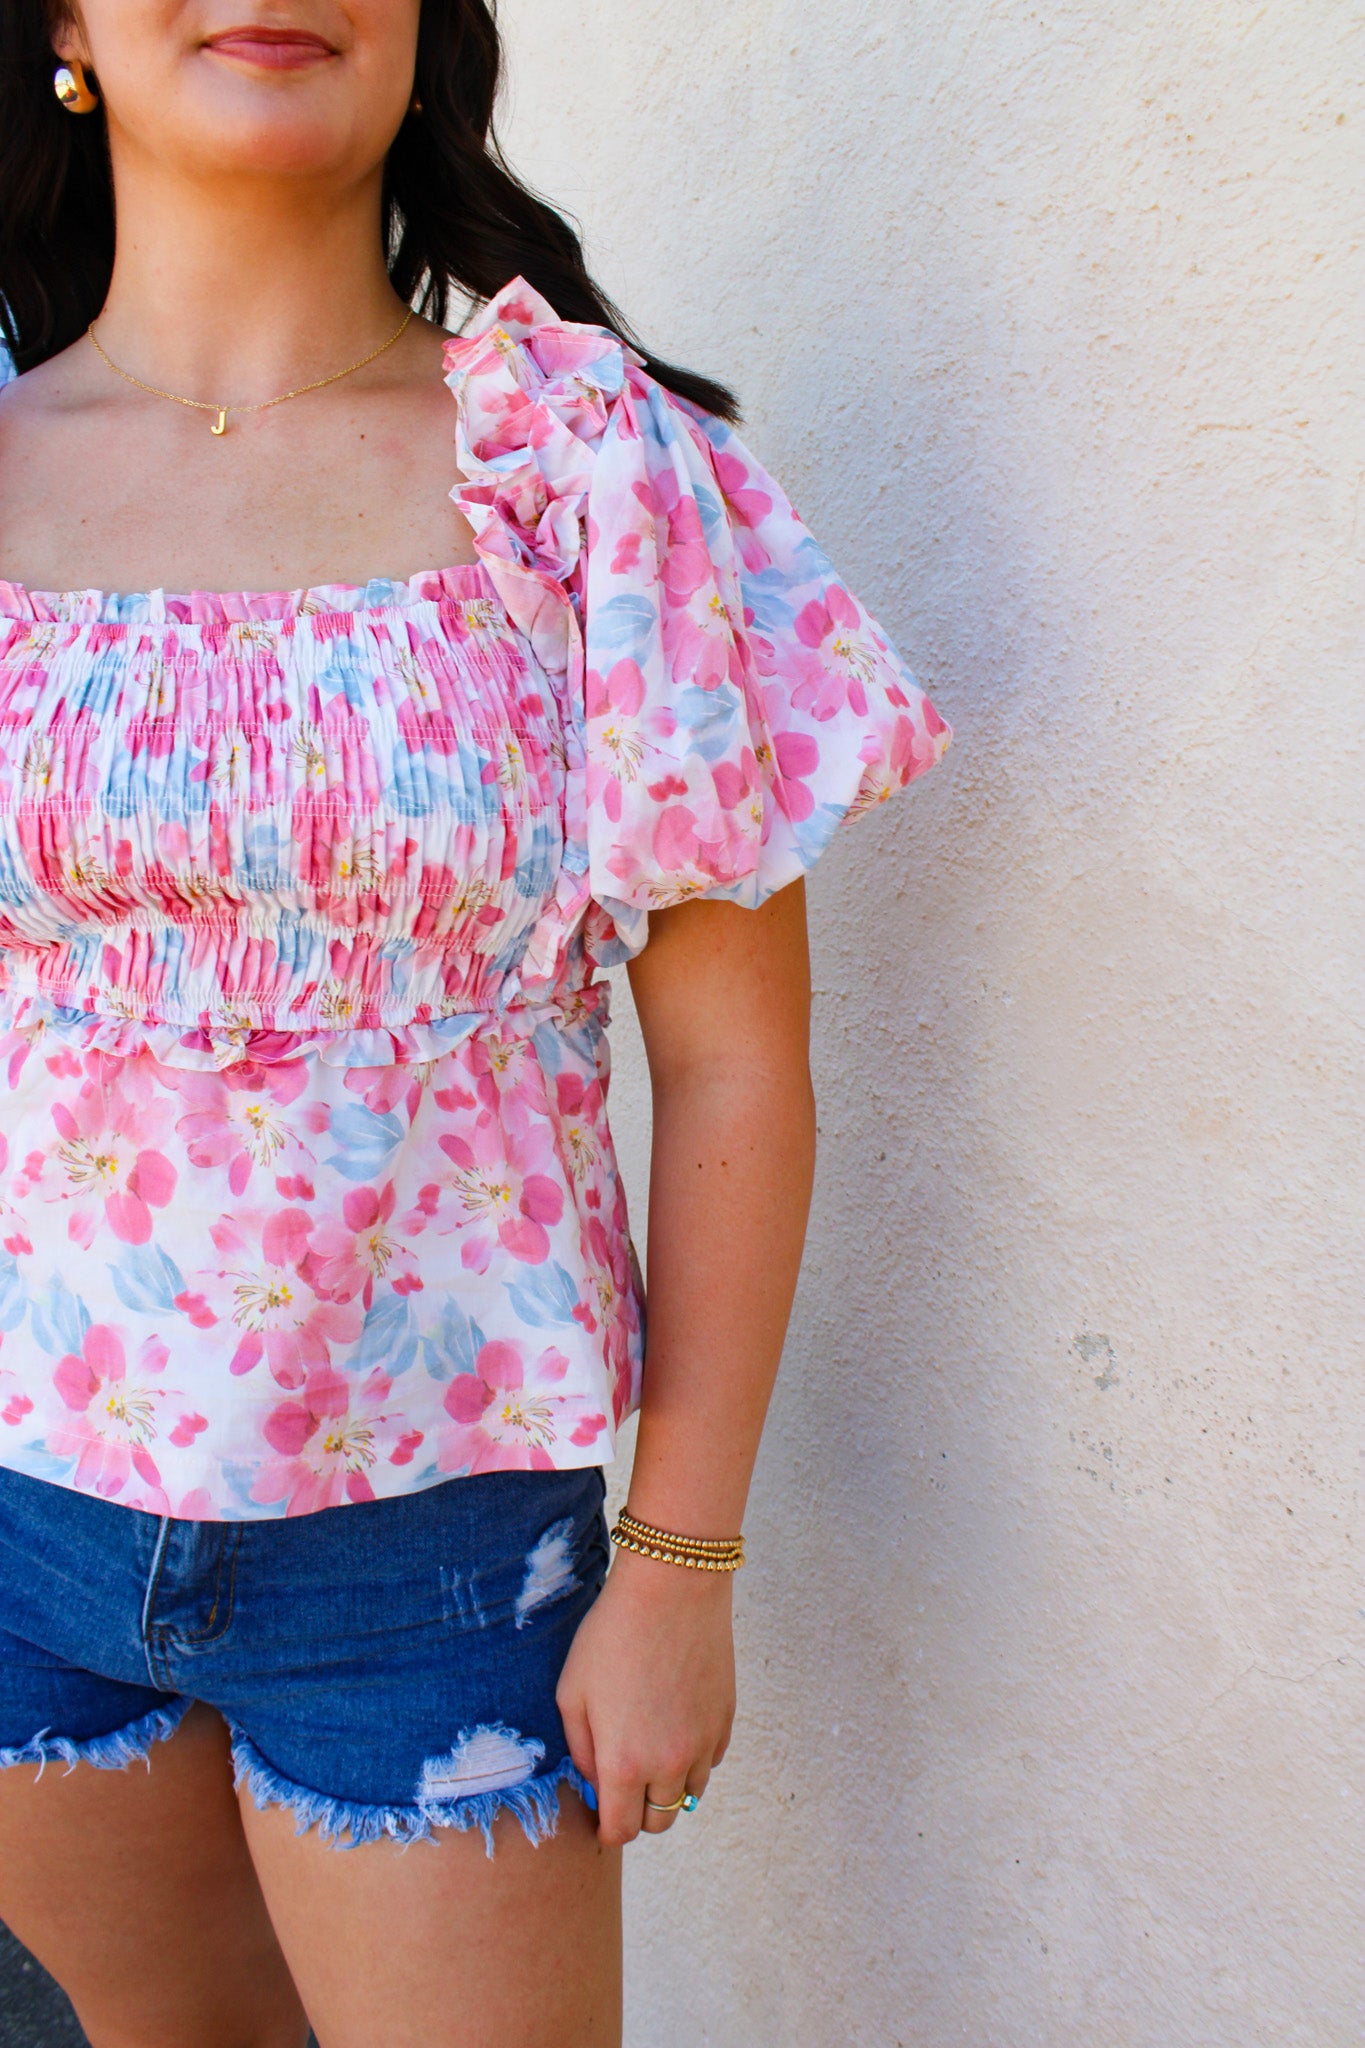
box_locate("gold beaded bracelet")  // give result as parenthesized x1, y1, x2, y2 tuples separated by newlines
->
(609, 1507, 746, 1572)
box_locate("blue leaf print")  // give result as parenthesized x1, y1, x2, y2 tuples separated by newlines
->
(505, 1261, 583, 1331)
(674, 683, 743, 763)
(352, 1295, 418, 1377)
(689, 478, 728, 550)
(68, 642, 130, 718)
(241, 814, 283, 888)
(422, 1300, 488, 1382)
(530, 1019, 568, 1077)
(589, 591, 658, 656)
(383, 750, 436, 818)
(108, 1243, 187, 1316)
(18, 1443, 77, 1485)
(220, 1461, 271, 1513)
(792, 804, 844, 867)
(737, 562, 805, 638)
(0, 835, 32, 907)
(316, 641, 371, 710)
(324, 1104, 406, 1182)
(513, 837, 556, 899)
(29, 1276, 91, 1357)
(791, 531, 839, 585)
(0, 1254, 26, 1333)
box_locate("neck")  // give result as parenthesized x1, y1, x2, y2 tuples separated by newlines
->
(91, 155, 405, 404)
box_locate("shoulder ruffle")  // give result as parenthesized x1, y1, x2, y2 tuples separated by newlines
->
(443, 280, 638, 588)
(446, 279, 952, 963)
(442, 283, 635, 685)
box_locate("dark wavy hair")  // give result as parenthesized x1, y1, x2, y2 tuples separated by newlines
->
(0, 0, 738, 419)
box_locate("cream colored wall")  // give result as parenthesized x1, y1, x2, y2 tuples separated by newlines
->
(497, 4, 1364, 2042)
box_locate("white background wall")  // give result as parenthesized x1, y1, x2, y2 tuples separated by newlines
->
(498, 5, 1364, 2042)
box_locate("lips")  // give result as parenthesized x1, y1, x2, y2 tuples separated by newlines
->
(205, 25, 336, 69)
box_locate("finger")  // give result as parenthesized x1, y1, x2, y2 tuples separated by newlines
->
(640, 1780, 686, 1834)
(556, 1691, 598, 1791)
(594, 1767, 647, 1848)
(641, 1748, 716, 1833)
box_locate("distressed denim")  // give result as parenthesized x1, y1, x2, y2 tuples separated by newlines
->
(0, 1462, 606, 1851)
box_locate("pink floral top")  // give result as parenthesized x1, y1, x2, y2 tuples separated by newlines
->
(0, 280, 950, 1518)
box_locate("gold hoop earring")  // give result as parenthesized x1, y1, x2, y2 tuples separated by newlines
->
(54, 61, 99, 115)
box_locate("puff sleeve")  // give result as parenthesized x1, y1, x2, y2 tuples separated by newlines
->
(445, 281, 951, 964)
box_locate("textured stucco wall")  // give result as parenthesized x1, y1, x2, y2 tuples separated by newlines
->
(497, 5, 1364, 2043)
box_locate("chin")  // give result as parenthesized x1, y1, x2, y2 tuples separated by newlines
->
(171, 101, 389, 181)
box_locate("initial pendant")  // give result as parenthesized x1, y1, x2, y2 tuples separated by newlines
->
(211, 409, 228, 436)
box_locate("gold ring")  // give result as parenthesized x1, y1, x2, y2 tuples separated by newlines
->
(644, 1791, 700, 1814)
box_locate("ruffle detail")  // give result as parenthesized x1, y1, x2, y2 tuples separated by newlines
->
(0, 984, 607, 1073)
(0, 561, 499, 628)
(445, 285, 637, 593)
(445, 279, 952, 961)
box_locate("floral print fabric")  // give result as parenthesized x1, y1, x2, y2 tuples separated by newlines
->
(0, 280, 950, 1517)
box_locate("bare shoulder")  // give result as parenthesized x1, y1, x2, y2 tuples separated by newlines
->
(377, 312, 458, 409)
(0, 336, 103, 428)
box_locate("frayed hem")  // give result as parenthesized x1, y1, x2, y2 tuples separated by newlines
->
(229, 1728, 597, 1858)
(0, 1698, 190, 1776)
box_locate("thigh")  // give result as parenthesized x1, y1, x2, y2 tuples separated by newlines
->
(243, 1785, 621, 2048)
(0, 1701, 309, 2048)
(201, 1467, 618, 2043)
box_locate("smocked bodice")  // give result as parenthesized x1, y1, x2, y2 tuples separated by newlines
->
(0, 564, 588, 1070)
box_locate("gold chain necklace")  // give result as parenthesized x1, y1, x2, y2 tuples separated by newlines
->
(87, 304, 415, 436)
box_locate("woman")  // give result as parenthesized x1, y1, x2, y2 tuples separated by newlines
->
(0, 3, 949, 2043)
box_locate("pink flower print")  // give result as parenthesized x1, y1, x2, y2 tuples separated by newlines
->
(468, 1040, 551, 1138)
(251, 1365, 406, 1514)
(436, 1116, 564, 1266)
(764, 723, 821, 824)
(650, 465, 715, 609)
(0, 1021, 35, 1092)
(173, 1071, 303, 1199)
(0, 1352, 33, 1429)
(298, 1182, 402, 1308)
(581, 1209, 638, 1361)
(173, 1291, 218, 1330)
(212, 1208, 364, 1390)
(123, 1480, 216, 1519)
(664, 585, 736, 694)
(710, 446, 775, 542)
(439, 1340, 606, 1474)
(344, 1061, 427, 1120)
(553, 1071, 603, 1187)
(48, 1084, 178, 1247)
(47, 1325, 167, 1499)
(789, 586, 872, 722)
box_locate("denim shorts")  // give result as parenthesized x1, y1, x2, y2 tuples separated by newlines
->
(0, 1462, 608, 1852)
